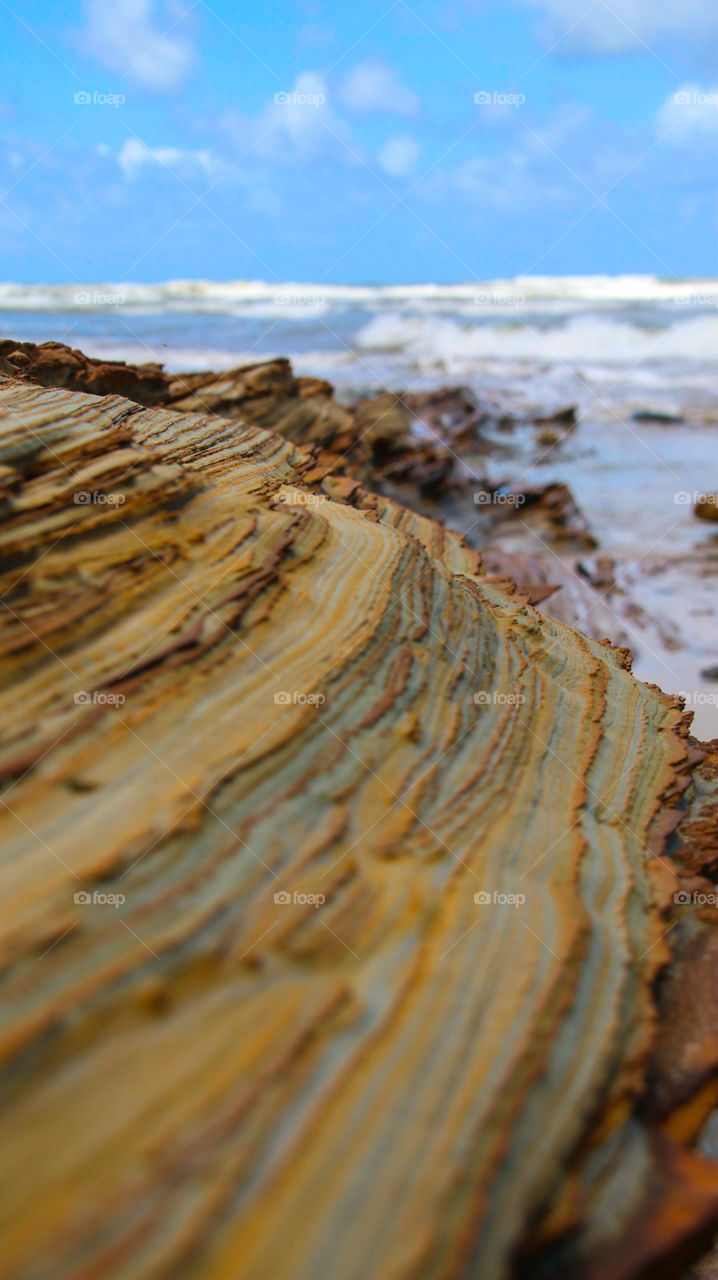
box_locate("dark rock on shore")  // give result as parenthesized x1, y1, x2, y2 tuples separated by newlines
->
(402, 385, 492, 445)
(0, 338, 168, 404)
(632, 409, 685, 424)
(513, 481, 598, 548)
(696, 495, 718, 522)
(533, 404, 577, 429)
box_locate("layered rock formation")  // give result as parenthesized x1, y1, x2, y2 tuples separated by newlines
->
(0, 340, 613, 649)
(0, 337, 169, 404)
(0, 339, 589, 539)
(1, 374, 718, 1280)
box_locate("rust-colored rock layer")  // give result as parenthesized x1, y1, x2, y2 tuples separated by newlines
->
(0, 375, 717, 1280)
(0, 340, 593, 540)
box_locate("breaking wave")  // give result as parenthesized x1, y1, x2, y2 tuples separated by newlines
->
(1, 275, 717, 314)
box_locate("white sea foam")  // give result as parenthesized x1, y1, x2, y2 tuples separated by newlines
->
(355, 312, 718, 368)
(1, 275, 717, 312)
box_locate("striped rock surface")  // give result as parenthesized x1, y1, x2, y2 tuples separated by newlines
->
(0, 377, 717, 1280)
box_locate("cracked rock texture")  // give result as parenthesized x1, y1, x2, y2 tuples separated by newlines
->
(0, 375, 717, 1280)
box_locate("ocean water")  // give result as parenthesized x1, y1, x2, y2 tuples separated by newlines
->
(2, 276, 717, 734)
(2, 276, 717, 405)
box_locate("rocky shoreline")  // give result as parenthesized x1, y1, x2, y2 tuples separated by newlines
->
(1, 344, 718, 1280)
(3, 339, 716, 655)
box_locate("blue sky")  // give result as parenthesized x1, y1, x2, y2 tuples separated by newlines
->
(1, 0, 717, 282)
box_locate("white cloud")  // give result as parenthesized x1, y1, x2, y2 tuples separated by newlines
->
(528, 0, 717, 55)
(340, 61, 419, 116)
(118, 138, 215, 179)
(240, 72, 361, 166)
(379, 136, 420, 177)
(271, 73, 332, 152)
(81, 0, 195, 92)
(426, 105, 609, 213)
(657, 87, 718, 142)
(218, 70, 361, 177)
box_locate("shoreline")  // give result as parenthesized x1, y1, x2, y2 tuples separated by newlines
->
(3, 336, 717, 737)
